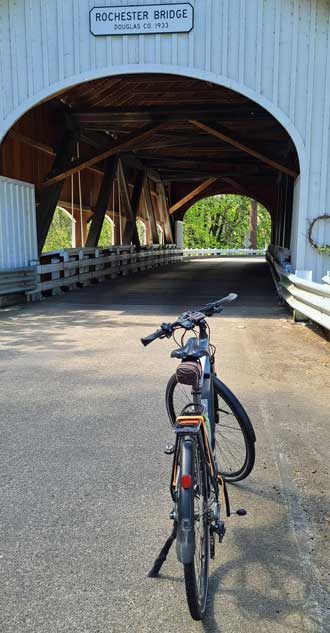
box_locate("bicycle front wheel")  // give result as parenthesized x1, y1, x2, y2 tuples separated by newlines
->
(165, 374, 255, 482)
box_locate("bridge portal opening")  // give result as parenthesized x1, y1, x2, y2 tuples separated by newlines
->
(0, 73, 299, 256)
(182, 194, 271, 252)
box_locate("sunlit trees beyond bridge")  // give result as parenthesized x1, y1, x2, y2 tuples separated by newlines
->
(183, 195, 271, 250)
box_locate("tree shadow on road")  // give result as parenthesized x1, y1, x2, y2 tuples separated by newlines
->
(0, 304, 159, 357)
(202, 482, 326, 633)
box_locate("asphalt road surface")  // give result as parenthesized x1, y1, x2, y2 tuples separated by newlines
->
(1, 258, 329, 633)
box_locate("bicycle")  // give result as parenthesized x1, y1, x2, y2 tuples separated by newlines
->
(141, 294, 256, 620)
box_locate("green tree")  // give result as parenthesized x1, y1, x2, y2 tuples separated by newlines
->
(98, 218, 114, 246)
(43, 209, 115, 252)
(43, 207, 72, 252)
(183, 195, 271, 249)
(137, 219, 147, 245)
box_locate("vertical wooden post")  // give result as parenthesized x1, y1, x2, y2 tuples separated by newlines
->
(158, 183, 174, 244)
(117, 160, 141, 248)
(37, 126, 80, 254)
(86, 156, 118, 247)
(283, 176, 294, 248)
(249, 199, 258, 249)
(144, 178, 159, 244)
(122, 171, 145, 245)
(75, 210, 89, 247)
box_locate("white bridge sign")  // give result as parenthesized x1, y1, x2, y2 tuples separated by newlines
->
(90, 4, 194, 36)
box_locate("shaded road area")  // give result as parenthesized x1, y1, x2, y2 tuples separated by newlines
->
(0, 258, 329, 632)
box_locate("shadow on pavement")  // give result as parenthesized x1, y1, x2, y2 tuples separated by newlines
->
(202, 481, 326, 633)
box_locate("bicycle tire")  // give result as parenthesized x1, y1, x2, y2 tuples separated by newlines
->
(165, 374, 256, 482)
(177, 438, 209, 620)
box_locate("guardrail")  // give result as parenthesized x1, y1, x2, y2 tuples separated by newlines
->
(0, 267, 37, 296)
(184, 248, 266, 258)
(267, 247, 330, 331)
(28, 244, 182, 299)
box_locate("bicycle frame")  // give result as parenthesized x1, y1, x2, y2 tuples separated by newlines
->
(170, 417, 219, 500)
(180, 319, 217, 445)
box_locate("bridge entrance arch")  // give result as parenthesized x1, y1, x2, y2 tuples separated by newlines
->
(0, 72, 301, 261)
(1, 0, 330, 281)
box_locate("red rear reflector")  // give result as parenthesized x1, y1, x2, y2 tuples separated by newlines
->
(181, 474, 193, 489)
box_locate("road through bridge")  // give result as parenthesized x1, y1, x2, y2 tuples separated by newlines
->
(1, 258, 329, 633)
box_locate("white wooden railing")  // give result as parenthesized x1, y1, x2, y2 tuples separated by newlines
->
(267, 246, 330, 331)
(0, 245, 182, 304)
(184, 248, 266, 258)
(31, 244, 182, 298)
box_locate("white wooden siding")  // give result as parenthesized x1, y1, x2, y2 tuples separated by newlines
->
(0, 177, 37, 269)
(0, 0, 329, 277)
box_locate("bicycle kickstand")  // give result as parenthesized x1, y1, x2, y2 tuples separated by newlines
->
(148, 522, 177, 578)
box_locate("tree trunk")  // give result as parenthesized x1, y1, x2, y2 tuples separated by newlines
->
(249, 199, 258, 249)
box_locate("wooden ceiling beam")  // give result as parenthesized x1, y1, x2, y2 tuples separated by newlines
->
(42, 121, 169, 187)
(137, 138, 290, 152)
(134, 155, 269, 168)
(189, 120, 298, 179)
(220, 176, 259, 202)
(146, 164, 273, 177)
(73, 103, 268, 123)
(7, 129, 104, 177)
(120, 153, 161, 183)
(162, 171, 275, 182)
(169, 178, 218, 214)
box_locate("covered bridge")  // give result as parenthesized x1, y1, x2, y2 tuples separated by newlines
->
(0, 0, 329, 282)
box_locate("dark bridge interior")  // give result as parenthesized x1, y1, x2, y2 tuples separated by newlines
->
(0, 73, 299, 252)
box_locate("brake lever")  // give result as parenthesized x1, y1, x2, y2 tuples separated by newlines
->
(160, 322, 174, 338)
(204, 306, 223, 317)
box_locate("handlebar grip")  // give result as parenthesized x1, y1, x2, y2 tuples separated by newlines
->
(226, 293, 238, 303)
(141, 328, 164, 347)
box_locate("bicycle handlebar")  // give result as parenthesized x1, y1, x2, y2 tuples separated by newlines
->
(140, 293, 238, 347)
(140, 328, 165, 347)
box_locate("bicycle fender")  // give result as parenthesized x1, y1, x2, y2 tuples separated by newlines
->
(176, 438, 195, 565)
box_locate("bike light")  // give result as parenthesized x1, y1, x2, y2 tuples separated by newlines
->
(181, 474, 193, 489)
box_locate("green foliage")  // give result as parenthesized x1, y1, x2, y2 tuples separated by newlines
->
(98, 218, 114, 246)
(183, 195, 271, 249)
(43, 207, 72, 252)
(308, 215, 330, 257)
(43, 209, 115, 252)
(157, 223, 163, 244)
(137, 219, 147, 245)
(316, 245, 330, 256)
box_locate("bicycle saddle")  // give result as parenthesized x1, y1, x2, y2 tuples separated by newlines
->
(171, 337, 209, 360)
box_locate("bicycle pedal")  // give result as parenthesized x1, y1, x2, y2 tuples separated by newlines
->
(231, 508, 247, 517)
(164, 443, 175, 455)
(211, 521, 226, 542)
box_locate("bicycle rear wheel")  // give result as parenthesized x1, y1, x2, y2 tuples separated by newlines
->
(177, 438, 209, 620)
(165, 374, 255, 482)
